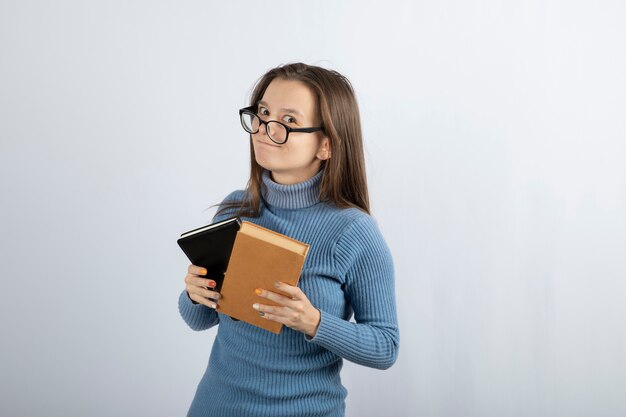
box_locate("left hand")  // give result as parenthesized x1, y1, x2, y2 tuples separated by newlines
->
(253, 281, 321, 337)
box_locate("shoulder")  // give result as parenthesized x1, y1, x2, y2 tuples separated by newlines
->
(211, 189, 246, 223)
(331, 208, 394, 279)
(221, 189, 246, 204)
(332, 207, 382, 239)
(304, 204, 376, 243)
(324, 206, 389, 256)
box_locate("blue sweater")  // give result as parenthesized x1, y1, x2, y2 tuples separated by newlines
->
(179, 170, 399, 417)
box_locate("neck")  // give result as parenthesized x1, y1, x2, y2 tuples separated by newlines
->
(261, 169, 323, 209)
(269, 163, 322, 185)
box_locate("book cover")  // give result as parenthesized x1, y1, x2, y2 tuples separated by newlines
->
(177, 217, 241, 292)
(218, 221, 310, 334)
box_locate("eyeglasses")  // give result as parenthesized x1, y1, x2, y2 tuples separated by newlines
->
(239, 105, 324, 144)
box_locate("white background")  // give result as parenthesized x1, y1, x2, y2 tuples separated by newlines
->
(1, 1, 625, 416)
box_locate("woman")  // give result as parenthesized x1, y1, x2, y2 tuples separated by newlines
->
(179, 62, 399, 417)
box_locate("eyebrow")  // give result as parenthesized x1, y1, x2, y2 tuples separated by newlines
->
(257, 100, 304, 117)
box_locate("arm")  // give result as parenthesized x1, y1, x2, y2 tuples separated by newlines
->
(255, 215, 400, 368)
(178, 289, 220, 331)
(177, 190, 245, 331)
(308, 215, 400, 370)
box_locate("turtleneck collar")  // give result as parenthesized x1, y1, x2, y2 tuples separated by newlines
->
(261, 170, 323, 209)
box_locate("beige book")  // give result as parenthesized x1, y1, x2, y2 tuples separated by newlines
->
(218, 221, 310, 334)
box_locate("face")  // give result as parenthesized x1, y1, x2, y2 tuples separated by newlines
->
(251, 78, 330, 185)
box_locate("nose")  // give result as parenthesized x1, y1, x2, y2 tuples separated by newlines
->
(257, 120, 268, 136)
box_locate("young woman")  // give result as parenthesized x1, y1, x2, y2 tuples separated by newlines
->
(179, 63, 399, 417)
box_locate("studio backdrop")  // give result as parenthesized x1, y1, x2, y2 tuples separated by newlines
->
(1, 1, 625, 416)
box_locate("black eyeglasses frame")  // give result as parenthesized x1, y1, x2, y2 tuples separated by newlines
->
(238, 105, 324, 144)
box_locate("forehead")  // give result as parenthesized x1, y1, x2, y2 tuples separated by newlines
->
(261, 78, 318, 118)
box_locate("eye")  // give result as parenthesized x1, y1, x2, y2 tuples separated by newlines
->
(258, 106, 270, 116)
(283, 115, 296, 124)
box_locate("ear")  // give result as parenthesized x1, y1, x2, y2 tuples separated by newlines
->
(316, 137, 332, 161)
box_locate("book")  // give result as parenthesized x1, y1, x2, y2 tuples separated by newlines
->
(219, 221, 310, 334)
(177, 217, 241, 292)
(178, 218, 310, 334)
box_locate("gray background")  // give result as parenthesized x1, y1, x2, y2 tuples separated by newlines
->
(1, 1, 625, 416)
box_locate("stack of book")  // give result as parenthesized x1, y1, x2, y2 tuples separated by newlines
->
(178, 217, 310, 334)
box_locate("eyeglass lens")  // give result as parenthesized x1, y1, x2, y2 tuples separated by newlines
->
(241, 112, 288, 144)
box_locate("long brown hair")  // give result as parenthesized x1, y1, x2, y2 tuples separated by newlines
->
(219, 62, 369, 218)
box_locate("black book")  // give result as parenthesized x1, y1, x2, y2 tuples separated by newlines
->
(177, 217, 241, 292)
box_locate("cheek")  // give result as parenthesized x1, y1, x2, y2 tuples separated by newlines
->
(286, 141, 321, 159)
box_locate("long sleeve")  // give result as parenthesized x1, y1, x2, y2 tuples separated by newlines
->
(307, 215, 400, 370)
(181, 172, 399, 417)
(177, 190, 244, 332)
(178, 290, 220, 331)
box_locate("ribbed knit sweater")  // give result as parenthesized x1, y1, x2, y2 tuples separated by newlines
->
(178, 170, 399, 417)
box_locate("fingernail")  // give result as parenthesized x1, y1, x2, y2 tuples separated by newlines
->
(200, 268, 208, 275)
(208, 280, 216, 287)
(274, 281, 281, 289)
(255, 288, 262, 295)
(252, 303, 259, 310)
(210, 303, 217, 309)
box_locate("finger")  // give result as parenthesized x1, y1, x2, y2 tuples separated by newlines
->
(252, 304, 285, 322)
(272, 281, 304, 300)
(253, 307, 301, 329)
(188, 264, 208, 276)
(256, 310, 280, 322)
(253, 302, 303, 320)
(190, 286, 221, 301)
(185, 275, 217, 289)
(255, 288, 295, 307)
(252, 302, 280, 315)
(188, 292, 218, 309)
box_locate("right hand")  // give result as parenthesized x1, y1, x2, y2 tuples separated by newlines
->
(184, 264, 221, 309)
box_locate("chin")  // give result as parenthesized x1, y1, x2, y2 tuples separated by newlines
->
(253, 155, 278, 172)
